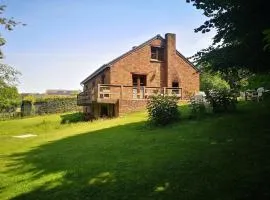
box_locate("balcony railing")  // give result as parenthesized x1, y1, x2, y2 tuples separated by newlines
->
(77, 84, 182, 105)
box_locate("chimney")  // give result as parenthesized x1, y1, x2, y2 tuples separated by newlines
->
(165, 33, 176, 87)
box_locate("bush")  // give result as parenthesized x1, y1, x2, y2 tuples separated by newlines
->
(205, 89, 236, 113)
(60, 112, 85, 124)
(244, 74, 270, 90)
(147, 94, 180, 126)
(21, 97, 81, 116)
(189, 98, 207, 119)
(200, 72, 230, 91)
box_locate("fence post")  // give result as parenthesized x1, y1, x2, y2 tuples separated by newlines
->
(98, 84, 101, 99)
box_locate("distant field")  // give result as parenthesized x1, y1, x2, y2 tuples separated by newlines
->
(0, 101, 270, 200)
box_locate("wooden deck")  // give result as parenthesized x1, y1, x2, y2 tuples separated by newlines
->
(77, 84, 182, 105)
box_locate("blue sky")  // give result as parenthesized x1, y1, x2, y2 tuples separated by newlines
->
(1, 0, 214, 93)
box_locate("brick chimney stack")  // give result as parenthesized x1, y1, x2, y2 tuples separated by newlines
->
(165, 33, 176, 87)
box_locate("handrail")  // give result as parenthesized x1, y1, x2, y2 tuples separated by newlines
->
(78, 84, 182, 105)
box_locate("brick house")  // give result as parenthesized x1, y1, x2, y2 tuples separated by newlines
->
(77, 33, 199, 118)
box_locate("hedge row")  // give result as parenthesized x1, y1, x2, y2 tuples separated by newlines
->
(21, 97, 81, 116)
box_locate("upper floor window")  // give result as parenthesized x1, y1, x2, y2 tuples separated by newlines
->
(151, 46, 164, 61)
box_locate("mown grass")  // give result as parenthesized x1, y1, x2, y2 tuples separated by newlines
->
(0, 101, 270, 200)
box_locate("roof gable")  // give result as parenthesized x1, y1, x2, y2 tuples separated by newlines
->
(81, 34, 199, 84)
(81, 34, 164, 84)
(176, 50, 199, 72)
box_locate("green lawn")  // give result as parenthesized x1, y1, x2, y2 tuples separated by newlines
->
(0, 101, 270, 200)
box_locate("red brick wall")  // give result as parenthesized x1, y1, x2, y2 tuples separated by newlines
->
(118, 99, 148, 115)
(175, 55, 200, 99)
(110, 39, 166, 87)
(165, 33, 177, 87)
(82, 34, 199, 116)
(165, 33, 200, 99)
(83, 35, 199, 99)
(110, 36, 199, 98)
(84, 68, 110, 94)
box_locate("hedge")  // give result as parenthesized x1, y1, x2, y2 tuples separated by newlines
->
(21, 97, 81, 116)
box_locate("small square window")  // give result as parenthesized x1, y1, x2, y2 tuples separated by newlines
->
(151, 47, 164, 61)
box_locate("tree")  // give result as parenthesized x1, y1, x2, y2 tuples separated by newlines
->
(0, 5, 23, 112)
(0, 64, 21, 112)
(263, 29, 270, 51)
(0, 64, 21, 87)
(186, 0, 270, 73)
(1, 4, 22, 87)
(1, 5, 24, 58)
(0, 85, 20, 112)
(200, 72, 229, 91)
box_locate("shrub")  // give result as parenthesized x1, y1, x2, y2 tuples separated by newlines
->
(147, 94, 180, 126)
(189, 98, 207, 119)
(60, 112, 85, 124)
(21, 97, 81, 116)
(200, 72, 230, 91)
(244, 73, 270, 90)
(205, 89, 236, 113)
(35, 97, 80, 115)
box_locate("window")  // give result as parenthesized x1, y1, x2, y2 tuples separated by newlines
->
(132, 74, 147, 86)
(151, 46, 164, 61)
(172, 82, 179, 95)
(172, 82, 179, 87)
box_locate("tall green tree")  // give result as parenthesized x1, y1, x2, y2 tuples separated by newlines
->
(200, 72, 229, 91)
(187, 0, 270, 73)
(0, 85, 20, 112)
(0, 5, 23, 112)
(263, 29, 270, 51)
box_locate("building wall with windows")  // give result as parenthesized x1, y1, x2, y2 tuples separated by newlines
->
(110, 38, 166, 88)
(80, 33, 200, 118)
(108, 34, 199, 98)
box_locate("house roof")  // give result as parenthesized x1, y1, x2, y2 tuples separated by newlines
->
(81, 34, 198, 84)
(176, 50, 199, 72)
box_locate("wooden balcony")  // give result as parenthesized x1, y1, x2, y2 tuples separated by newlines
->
(77, 84, 182, 105)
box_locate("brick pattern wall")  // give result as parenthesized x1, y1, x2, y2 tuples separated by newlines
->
(165, 33, 200, 99)
(165, 33, 177, 87)
(175, 55, 200, 99)
(82, 34, 200, 117)
(118, 99, 148, 115)
(110, 39, 166, 87)
(84, 68, 110, 95)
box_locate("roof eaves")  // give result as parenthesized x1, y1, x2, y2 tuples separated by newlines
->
(105, 34, 164, 66)
(176, 50, 199, 72)
(80, 64, 108, 84)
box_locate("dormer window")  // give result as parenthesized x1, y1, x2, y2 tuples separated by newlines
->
(151, 46, 164, 61)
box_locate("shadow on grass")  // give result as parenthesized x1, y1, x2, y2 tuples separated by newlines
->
(4, 100, 270, 200)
